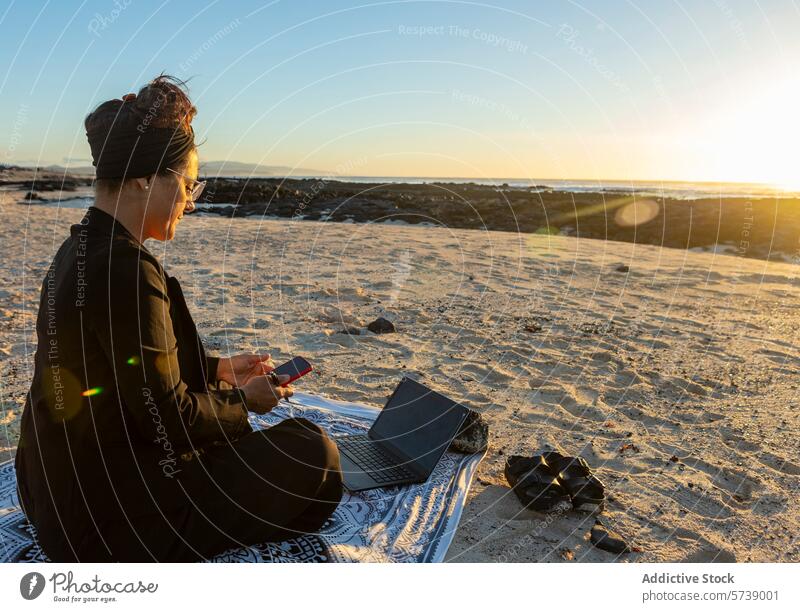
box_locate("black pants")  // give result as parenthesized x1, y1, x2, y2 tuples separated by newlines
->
(71, 418, 343, 562)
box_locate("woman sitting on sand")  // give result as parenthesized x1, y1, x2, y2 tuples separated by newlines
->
(14, 75, 343, 562)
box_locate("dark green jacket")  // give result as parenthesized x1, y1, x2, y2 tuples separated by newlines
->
(15, 206, 253, 559)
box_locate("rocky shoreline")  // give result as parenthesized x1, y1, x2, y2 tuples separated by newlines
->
(0, 164, 93, 191)
(195, 177, 800, 263)
(0, 164, 93, 204)
(3, 165, 798, 263)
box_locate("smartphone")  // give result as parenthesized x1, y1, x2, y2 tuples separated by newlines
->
(270, 356, 312, 386)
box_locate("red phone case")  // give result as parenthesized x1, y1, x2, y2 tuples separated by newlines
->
(276, 358, 312, 386)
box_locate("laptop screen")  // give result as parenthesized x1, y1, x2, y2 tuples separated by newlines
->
(369, 377, 469, 475)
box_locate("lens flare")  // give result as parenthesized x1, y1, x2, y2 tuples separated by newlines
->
(548, 196, 661, 228)
(614, 199, 660, 227)
(81, 387, 103, 397)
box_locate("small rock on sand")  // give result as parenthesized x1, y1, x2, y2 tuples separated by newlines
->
(590, 521, 631, 554)
(367, 317, 396, 334)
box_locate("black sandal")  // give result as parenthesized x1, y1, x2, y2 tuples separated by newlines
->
(504, 455, 572, 512)
(542, 451, 606, 510)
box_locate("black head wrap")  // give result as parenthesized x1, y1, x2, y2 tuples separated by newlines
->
(87, 109, 195, 179)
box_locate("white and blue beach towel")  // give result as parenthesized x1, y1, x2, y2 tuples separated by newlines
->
(0, 392, 485, 563)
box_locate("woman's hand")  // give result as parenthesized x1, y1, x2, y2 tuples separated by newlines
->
(216, 353, 275, 387)
(241, 373, 293, 414)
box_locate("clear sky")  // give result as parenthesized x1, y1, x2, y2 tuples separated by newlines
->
(1, 0, 798, 186)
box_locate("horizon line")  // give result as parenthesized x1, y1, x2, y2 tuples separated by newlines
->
(3, 161, 794, 191)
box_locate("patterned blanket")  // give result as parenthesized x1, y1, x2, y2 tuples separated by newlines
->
(1, 391, 485, 563)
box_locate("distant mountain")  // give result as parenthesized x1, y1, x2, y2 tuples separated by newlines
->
(10, 161, 330, 178)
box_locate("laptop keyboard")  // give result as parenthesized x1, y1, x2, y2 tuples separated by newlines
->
(337, 435, 417, 484)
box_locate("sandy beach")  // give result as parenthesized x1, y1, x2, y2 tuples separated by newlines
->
(1, 203, 798, 562)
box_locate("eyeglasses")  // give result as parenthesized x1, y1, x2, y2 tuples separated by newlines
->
(166, 168, 206, 209)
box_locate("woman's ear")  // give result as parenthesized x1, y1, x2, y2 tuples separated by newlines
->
(134, 176, 150, 191)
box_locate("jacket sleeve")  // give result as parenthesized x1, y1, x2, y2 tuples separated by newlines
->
(88, 251, 251, 452)
(205, 356, 220, 385)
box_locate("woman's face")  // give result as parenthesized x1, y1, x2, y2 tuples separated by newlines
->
(146, 149, 199, 241)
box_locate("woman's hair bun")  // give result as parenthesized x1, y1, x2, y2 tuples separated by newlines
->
(85, 74, 197, 181)
(85, 74, 196, 136)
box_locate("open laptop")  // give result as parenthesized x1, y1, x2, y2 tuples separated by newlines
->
(336, 377, 470, 492)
